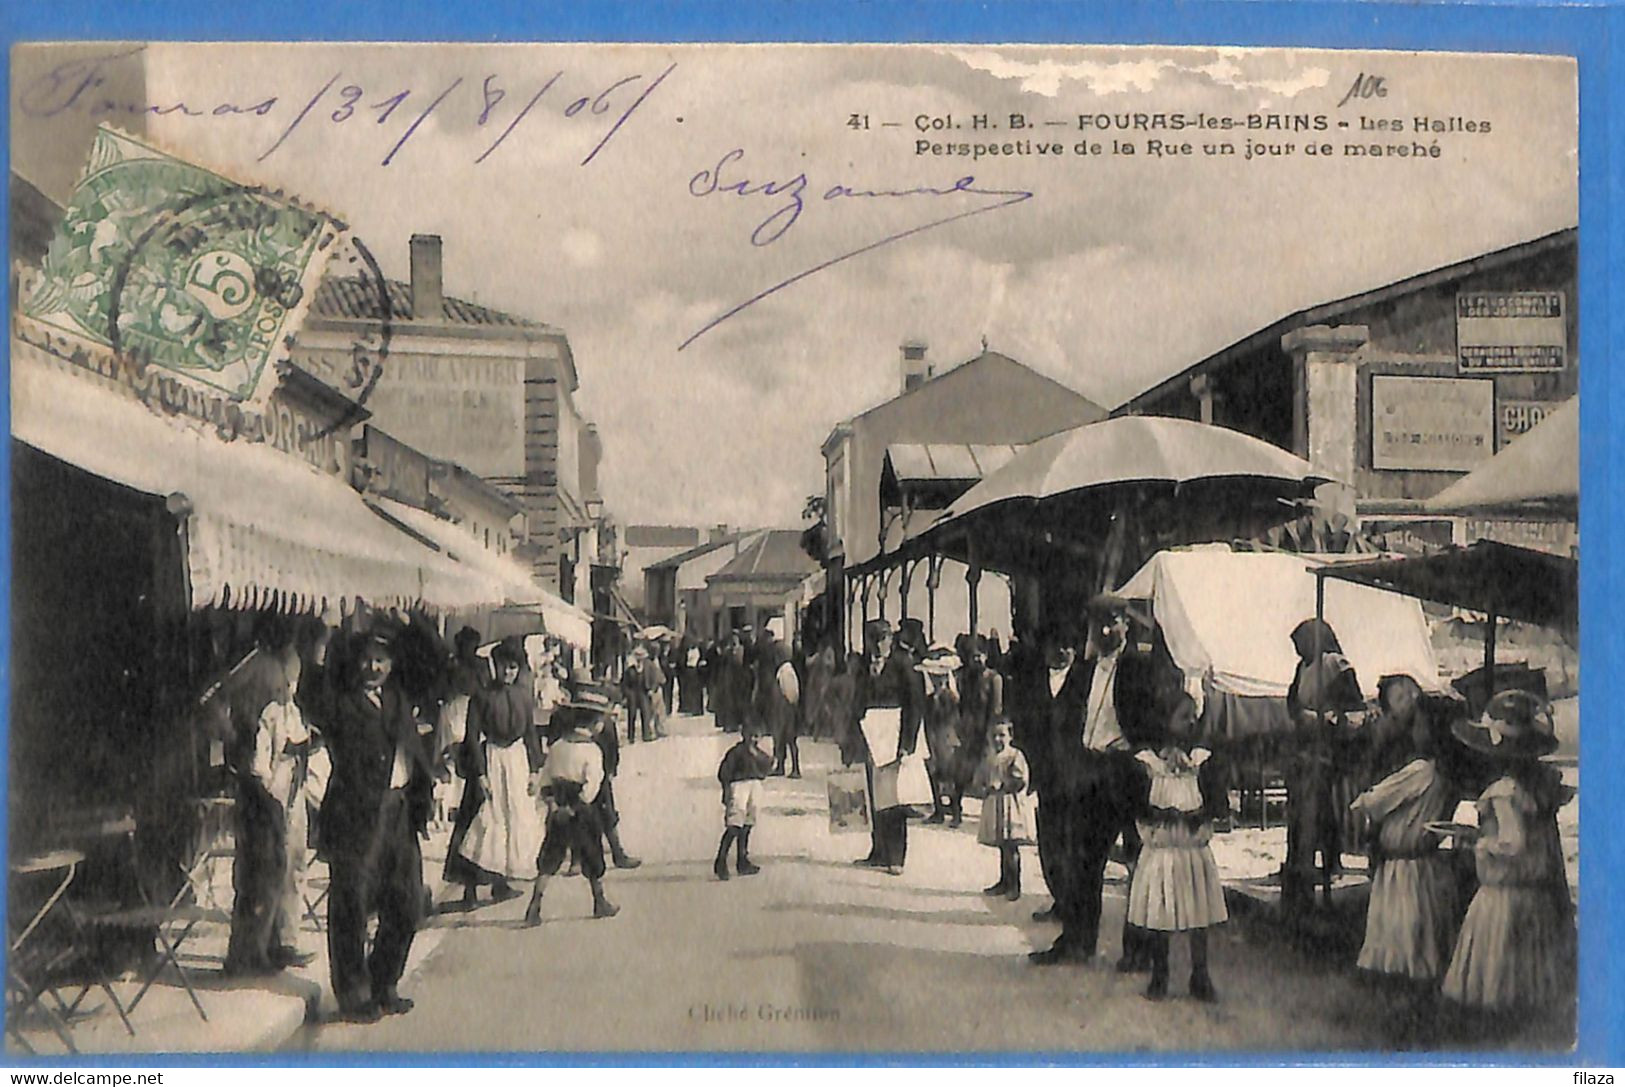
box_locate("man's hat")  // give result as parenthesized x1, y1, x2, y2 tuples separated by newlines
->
(862, 619, 893, 649)
(492, 637, 526, 666)
(1451, 689, 1558, 760)
(563, 681, 615, 714)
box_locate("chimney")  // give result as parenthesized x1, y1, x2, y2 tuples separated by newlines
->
(579, 424, 602, 501)
(710, 524, 732, 543)
(901, 341, 930, 393)
(409, 234, 443, 322)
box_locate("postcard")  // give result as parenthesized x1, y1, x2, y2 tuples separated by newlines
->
(6, 39, 1582, 1059)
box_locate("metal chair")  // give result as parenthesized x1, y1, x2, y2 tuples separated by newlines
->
(74, 799, 235, 1027)
(7, 850, 136, 1054)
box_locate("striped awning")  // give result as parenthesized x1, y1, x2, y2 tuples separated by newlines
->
(369, 496, 595, 648)
(12, 339, 507, 615)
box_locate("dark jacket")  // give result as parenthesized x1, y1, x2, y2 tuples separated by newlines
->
(845, 650, 924, 766)
(465, 680, 542, 775)
(310, 676, 435, 851)
(1012, 659, 1094, 797)
(718, 738, 773, 786)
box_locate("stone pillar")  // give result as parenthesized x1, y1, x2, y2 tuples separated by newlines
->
(1281, 324, 1367, 487)
(1282, 326, 1365, 548)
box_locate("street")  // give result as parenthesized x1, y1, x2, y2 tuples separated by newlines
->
(304, 711, 1497, 1056)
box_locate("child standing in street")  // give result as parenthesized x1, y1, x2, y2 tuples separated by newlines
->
(715, 725, 774, 880)
(1128, 691, 1229, 1002)
(973, 721, 1031, 901)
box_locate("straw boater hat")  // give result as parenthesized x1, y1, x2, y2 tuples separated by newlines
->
(916, 645, 962, 676)
(1451, 689, 1558, 760)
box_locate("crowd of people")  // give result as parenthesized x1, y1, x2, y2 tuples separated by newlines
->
(201, 594, 1575, 1034)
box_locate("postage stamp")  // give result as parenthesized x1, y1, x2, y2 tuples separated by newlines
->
(20, 124, 342, 404)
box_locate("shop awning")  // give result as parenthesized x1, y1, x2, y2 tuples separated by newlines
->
(12, 344, 504, 614)
(1315, 540, 1578, 631)
(369, 496, 594, 648)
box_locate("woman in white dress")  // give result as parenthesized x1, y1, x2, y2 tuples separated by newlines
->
(456, 642, 545, 905)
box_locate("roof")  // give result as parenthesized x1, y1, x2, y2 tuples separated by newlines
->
(429, 458, 525, 517)
(1317, 540, 1578, 631)
(884, 443, 1024, 483)
(311, 276, 561, 332)
(625, 524, 704, 548)
(1121, 227, 1577, 413)
(709, 529, 821, 583)
(646, 532, 751, 572)
(830, 349, 1106, 441)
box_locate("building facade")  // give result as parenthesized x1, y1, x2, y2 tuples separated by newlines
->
(288, 234, 614, 603)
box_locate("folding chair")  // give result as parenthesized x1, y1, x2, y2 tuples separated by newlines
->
(7, 850, 134, 1054)
(75, 800, 234, 1027)
(300, 848, 329, 934)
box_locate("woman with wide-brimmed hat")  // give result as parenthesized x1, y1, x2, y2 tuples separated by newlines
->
(1440, 690, 1575, 1015)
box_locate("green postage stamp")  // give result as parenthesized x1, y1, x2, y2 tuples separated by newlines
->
(20, 125, 342, 404)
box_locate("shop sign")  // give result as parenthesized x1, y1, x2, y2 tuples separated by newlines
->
(15, 320, 350, 477)
(1457, 291, 1566, 373)
(1371, 375, 1495, 472)
(361, 425, 432, 508)
(1462, 518, 1576, 557)
(1498, 400, 1554, 450)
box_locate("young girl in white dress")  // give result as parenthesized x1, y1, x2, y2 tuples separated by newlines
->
(973, 721, 1031, 901)
(1128, 691, 1229, 1001)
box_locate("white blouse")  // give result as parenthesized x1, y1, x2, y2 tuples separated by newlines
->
(1136, 748, 1213, 813)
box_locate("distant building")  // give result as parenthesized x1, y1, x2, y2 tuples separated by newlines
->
(289, 234, 615, 603)
(1119, 228, 1578, 556)
(819, 344, 1107, 650)
(644, 532, 756, 639)
(702, 529, 823, 645)
(621, 524, 709, 611)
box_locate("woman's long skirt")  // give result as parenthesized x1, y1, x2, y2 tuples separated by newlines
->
(457, 742, 544, 883)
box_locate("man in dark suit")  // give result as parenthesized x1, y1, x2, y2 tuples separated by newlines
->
(1012, 621, 1094, 964)
(308, 629, 434, 1022)
(1017, 603, 1161, 967)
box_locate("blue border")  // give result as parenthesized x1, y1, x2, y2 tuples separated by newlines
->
(2, 0, 1621, 1068)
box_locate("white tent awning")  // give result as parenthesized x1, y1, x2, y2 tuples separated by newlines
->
(1116, 548, 1443, 701)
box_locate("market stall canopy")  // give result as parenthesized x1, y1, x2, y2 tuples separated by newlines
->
(1116, 547, 1443, 701)
(1425, 397, 1577, 518)
(934, 416, 1327, 525)
(369, 496, 594, 648)
(1315, 540, 1577, 632)
(12, 349, 500, 614)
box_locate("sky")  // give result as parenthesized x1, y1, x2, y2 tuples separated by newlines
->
(14, 43, 1577, 528)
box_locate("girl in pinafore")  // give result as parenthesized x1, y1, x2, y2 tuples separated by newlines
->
(1441, 690, 1575, 1019)
(1128, 691, 1229, 1001)
(973, 721, 1031, 900)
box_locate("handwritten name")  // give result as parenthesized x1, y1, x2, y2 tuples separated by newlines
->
(682, 147, 1033, 348)
(17, 47, 674, 169)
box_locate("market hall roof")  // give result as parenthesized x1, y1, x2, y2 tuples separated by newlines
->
(1118, 226, 1576, 414)
(12, 340, 511, 615)
(883, 443, 1025, 484)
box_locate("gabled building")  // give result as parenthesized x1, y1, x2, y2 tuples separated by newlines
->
(289, 234, 613, 605)
(703, 529, 823, 645)
(819, 344, 1107, 650)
